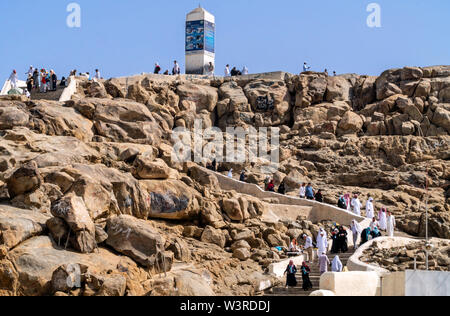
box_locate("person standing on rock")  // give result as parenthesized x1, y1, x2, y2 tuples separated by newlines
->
(9, 70, 18, 89)
(242, 66, 249, 75)
(350, 220, 362, 249)
(284, 260, 298, 289)
(303, 234, 314, 263)
(378, 208, 388, 231)
(302, 62, 311, 72)
(351, 194, 362, 216)
(278, 181, 286, 195)
(387, 211, 396, 237)
(319, 252, 330, 275)
(301, 262, 313, 291)
(94, 69, 101, 80)
(224, 64, 231, 77)
(227, 169, 233, 178)
(172, 61, 181, 75)
(154, 63, 161, 74)
(331, 255, 343, 272)
(366, 197, 375, 219)
(50, 70, 57, 91)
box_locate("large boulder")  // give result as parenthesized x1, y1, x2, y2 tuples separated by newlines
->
(106, 215, 171, 271)
(177, 83, 218, 113)
(337, 111, 363, 135)
(29, 100, 94, 142)
(201, 226, 226, 248)
(133, 156, 171, 180)
(431, 105, 450, 133)
(0, 204, 49, 250)
(139, 179, 201, 220)
(50, 194, 97, 253)
(6, 161, 43, 198)
(0, 103, 29, 130)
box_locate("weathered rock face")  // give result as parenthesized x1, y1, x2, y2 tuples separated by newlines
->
(106, 215, 171, 271)
(139, 179, 201, 220)
(6, 161, 43, 198)
(50, 195, 97, 253)
(0, 65, 448, 296)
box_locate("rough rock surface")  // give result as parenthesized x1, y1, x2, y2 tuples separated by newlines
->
(0, 65, 449, 296)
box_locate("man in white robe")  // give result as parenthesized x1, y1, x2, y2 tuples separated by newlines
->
(366, 197, 374, 219)
(224, 65, 230, 77)
(351, 194, 362, 216)
(378, 208, 387, 231)
(350, 220, 362, 249)
(9, 70, 18, 89)
(316, 229, 328, 258)
(387, 211, 396, 237)
(331, 256, 343, 272)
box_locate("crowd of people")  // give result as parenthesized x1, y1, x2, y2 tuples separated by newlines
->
(7, 66, 104, 98)
(302, 62, 337, 76)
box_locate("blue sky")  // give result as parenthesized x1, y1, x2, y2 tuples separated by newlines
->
(0, 0, 449, 81)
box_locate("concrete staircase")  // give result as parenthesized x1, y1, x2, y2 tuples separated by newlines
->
(30, 83, 66, 101)
(264, 249, 356, 296)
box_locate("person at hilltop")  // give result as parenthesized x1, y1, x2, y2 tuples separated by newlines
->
(315, 189, 323, 203)
(333, 71, 337, 76)
(284, 260, 298, 289)
(40, 69, 47, 93)
(50, 70, 57, 91)
(207, 62, 215, 76)
(366, 197, 375, 219)
(224, 64, 231, 77)
(319, 252, 330, 275)
(172, 61, 181, 75)
(278, 181, 286, 195)
(331, 255, 343, 272)
(94, 69, 101, 80)
(324, 69, 329, 76)
(305, 183, 315, 200)
(9, 70, 18, 89)
(32, 68, 39, 90)
(350, 220, 362, 249)
(301, 262, 313, 291)
(378, 208, 388, 231)
(303, 62, 311, 72)
(351, 194, 362, 216)
(154, 63, 161, 74)
(242, 66, 249, 75)
(26, 66, 34, 77)
(387, 211, 396, 237)
(163, 70, 169, 75)
(302, 234, 314, 263)
(26, 74, 33, 93)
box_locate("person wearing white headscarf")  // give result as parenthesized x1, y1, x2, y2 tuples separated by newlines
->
(316, 228, 328, 258)
(242, 66, 249, 75)
(378, 208, 387, 231)
(387, 211, 396, 237)
(319, 252, 330, 275)
(350, 220, 362, 249)
(227, 169, 233, 178)
(331, 256, 343, 272)
(366, 197, 374, 219)
(351, 194, 362, 216)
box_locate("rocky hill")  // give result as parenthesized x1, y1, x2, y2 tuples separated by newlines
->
(0, 65, 448, 296)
